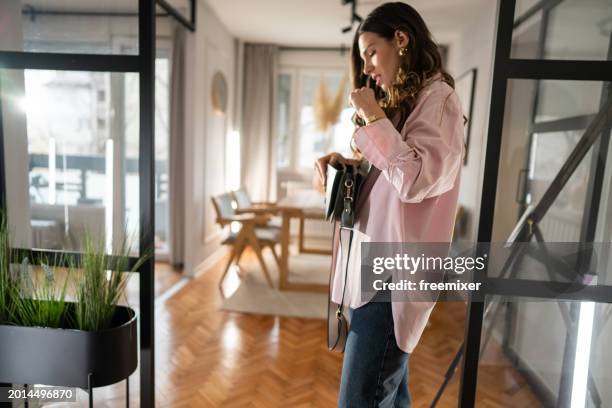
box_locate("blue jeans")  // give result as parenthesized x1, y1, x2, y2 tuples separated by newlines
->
(338, 300, 411, 407)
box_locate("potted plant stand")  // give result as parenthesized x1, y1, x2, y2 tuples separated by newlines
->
(0, 304, 138, 407)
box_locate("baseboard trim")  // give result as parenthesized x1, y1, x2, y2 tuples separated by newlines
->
(190, 246, 228, 278)
(155, 277, 191, 305)
(155, 247, 228, 303)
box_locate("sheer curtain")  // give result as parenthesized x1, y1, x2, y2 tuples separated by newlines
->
(240, 44, 279, 201)
(168, 23, 186, 267)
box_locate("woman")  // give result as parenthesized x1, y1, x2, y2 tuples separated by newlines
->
(314, 2, 465, 407)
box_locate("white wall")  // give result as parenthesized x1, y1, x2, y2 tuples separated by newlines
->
(446, 2, 498, 242)
(279, 50, 349, 69)
(182, 0, 236, 275)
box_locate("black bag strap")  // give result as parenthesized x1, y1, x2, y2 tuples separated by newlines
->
(338, 227, 354, 308)
(331, 225, 354, 350)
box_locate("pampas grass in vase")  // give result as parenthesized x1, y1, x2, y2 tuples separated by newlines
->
(313, 76, 331, 132)
(326, 74, 348, 128)
(312, 73, 349, 133)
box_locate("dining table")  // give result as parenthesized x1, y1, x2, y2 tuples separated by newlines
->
(276, 190, 332, 293)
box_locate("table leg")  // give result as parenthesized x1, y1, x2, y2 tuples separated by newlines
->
(298, 216, 305, 253)
(278, 209, 328, 293)
(297, 213, 332, 256)
(279, 209, 291, 290)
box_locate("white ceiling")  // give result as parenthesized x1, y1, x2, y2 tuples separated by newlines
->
(22, 0, 191, 14)
(205, 0, 493, 47)
(21, 0, 494, 46)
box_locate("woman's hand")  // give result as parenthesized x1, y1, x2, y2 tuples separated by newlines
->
(349, 87, 386, 123)
(313, 153, 361, 193)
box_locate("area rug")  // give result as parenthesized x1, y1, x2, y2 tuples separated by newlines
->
(219, 250, 331, 320)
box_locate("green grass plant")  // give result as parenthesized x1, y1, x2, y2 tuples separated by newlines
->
(10, 257, 71, 328)
(0, 212, 13, 324)
(74, 234, 148, 331)
(1, 210, 149, 331)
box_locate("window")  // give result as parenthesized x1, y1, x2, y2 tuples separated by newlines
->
(5, 68, 139, 252)
(277, 73, 292, 168)
(277, 68, 354, 174)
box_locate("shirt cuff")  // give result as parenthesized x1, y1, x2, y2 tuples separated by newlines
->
(353, 118, 405, 170)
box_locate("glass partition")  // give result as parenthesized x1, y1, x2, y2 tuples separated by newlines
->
(512, 0, 612, 61)
(460, 0, 612, 406)
(489, 78, 612, 283)
(491, 79, 609, 245)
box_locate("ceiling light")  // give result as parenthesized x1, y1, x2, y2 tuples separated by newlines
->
(341, 0, 363, 34)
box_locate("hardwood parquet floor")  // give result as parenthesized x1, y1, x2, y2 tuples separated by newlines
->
(85, 251, 541, 408)
(153, 261, 183, 296)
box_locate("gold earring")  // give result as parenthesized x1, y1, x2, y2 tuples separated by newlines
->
(398, 47, 407, 57)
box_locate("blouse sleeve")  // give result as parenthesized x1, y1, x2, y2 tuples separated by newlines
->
(353, 87, 464, 203)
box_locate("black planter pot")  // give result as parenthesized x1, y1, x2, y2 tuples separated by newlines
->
(0, 304, 138, 389)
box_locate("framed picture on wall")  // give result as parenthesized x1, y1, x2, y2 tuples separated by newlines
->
(455, 68, 477, 165)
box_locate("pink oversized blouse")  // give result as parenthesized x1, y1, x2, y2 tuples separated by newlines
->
(330, 74, 465, 353)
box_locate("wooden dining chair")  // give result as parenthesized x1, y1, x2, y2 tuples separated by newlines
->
(211, 193, 281, 290)
(232, 187, 282, 229)
(233, 187, 275, 209)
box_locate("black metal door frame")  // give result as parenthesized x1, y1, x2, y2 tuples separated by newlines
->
(459, 0, 612, 406)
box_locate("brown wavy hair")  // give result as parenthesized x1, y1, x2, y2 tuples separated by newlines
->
(350, 2, 455, 154)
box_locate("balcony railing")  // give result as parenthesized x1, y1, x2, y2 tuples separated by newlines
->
(28, 153, 168, 204)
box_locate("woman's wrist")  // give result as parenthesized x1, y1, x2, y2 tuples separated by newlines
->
(364, 113, 386, 126)
(364, 109, 386, 125)
(364, 113, 384, 125)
